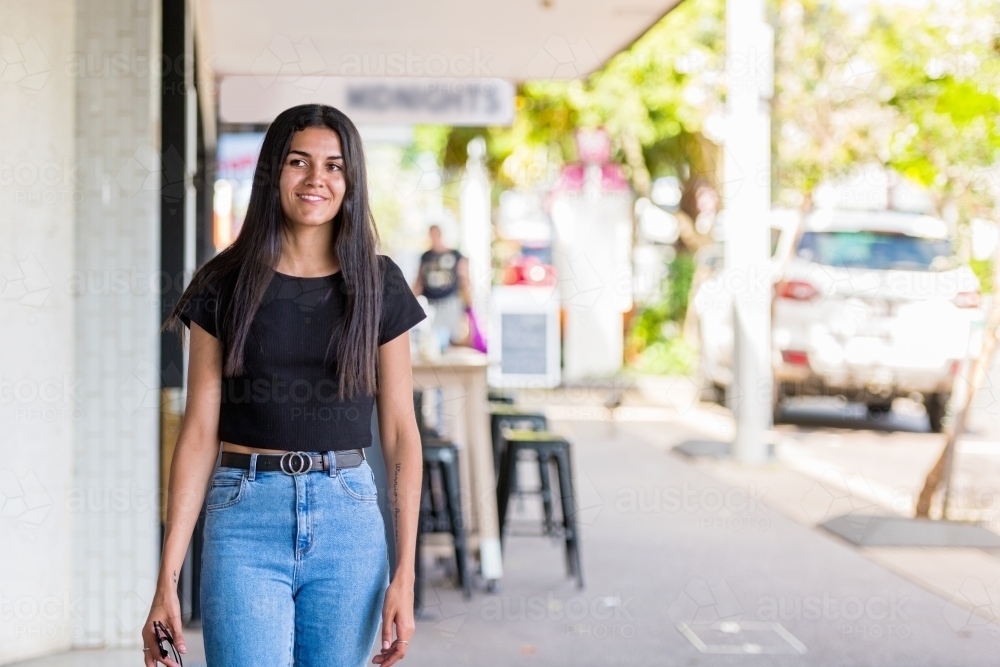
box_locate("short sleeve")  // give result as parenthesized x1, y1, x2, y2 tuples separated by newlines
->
(179, 282, 220, 338)
(378, 256, 427, 346)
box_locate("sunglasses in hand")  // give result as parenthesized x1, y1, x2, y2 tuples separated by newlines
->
(153, 620, 184, 666)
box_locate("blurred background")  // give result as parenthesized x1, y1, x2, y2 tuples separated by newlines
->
(5, 0, 1000, 664)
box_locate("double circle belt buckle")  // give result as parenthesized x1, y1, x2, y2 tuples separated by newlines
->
(279, 451, 314, 475)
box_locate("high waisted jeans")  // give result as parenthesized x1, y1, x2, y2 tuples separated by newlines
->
(201, 454, 389, 667)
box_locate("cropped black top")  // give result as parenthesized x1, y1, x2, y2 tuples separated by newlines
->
(179, 255, 426, 452)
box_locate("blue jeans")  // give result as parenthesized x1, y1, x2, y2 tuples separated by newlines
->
(200, 454, 389, 667)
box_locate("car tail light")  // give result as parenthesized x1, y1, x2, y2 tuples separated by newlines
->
(953, 291, 980, 309)
(776, 280, 818, 301)
(782, 350, 809, 366)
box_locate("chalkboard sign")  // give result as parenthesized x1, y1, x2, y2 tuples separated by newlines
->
(488, 285, 561, 388)
(501, 313, 548, 375)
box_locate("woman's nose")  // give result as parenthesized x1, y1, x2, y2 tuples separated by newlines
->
(304, 164, 325, 186)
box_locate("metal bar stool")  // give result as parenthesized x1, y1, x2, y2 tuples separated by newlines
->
(496, 428, 584, 589)
(413, 391, 473, 613)
(489, 403, 547, 477)
(490, 404, 550, 529)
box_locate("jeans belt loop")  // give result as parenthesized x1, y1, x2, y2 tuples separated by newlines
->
(248, 453, 258, 481)
(326, 451, 336, 477)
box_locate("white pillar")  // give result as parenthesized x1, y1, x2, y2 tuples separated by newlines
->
(459, 137, 492, 315)
(0, 2, 77, 661)
(724, 0, 772, 463)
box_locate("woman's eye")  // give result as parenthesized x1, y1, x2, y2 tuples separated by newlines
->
(328, 163, 341, 171)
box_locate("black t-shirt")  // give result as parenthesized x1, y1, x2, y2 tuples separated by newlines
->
(179, 255, 426, 452)
(418, 249, 462, 300)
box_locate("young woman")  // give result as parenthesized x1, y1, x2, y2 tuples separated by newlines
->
(141, 104, 425, 667)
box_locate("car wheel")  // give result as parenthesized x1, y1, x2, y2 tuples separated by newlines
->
(925, 392, 949, 433)
(865, 401, 892, 417)
(866, 400, 893, 418)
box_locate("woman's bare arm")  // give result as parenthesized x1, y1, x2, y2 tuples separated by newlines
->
(159, 322, 223, 588)
(372, 331, 422, 666)
(142, 322, 222, 664)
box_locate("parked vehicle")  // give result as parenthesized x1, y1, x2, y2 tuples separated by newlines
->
(693, 208, 984, 432)
(772, 209, 982, 431)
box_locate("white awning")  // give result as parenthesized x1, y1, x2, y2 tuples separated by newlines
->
(196, 0, 684, 83)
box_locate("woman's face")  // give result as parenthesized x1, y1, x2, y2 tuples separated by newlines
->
(279, 126, 348, 228)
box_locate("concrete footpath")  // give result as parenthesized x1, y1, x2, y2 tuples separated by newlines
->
(12, 389, 1000, 666)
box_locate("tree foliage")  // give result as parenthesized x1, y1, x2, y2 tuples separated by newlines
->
(872, 0, 1000, 221)
(771, 0, 897, 207)
(773, 0, 1000, 223)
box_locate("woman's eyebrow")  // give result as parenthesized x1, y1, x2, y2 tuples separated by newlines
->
(288, 149, 343, 160)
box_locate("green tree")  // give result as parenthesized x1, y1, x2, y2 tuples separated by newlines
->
(870, 0, 1000, 223)
(772, 0, 1000, 224)
(771, 0, 897, 209)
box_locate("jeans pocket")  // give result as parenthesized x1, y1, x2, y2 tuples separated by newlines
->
(337, 463, 378, 502)
(206, 468, 248, 511)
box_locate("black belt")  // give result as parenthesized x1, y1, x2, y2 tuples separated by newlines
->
(220, 449, 365, 475)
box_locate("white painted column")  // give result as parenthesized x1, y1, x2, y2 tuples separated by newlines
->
(0, 2, 78, 662)
(459, 137, 492, 317)
(724, 0, 773, 463)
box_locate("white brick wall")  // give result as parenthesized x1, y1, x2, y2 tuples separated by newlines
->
(71, 0, 161, 651)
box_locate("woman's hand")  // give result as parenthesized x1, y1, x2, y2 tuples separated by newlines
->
(372, 575, 415, 666)
(141, 589, 187, 667)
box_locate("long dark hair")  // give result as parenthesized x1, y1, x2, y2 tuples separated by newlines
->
(165, 104, 383, 400)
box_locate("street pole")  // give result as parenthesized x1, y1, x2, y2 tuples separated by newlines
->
(460, 137, 492, 317)
(724, 0, 773, 463)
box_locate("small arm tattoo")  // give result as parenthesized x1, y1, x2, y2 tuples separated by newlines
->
(393, 463, 401, 545)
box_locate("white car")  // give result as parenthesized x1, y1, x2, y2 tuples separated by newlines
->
(694, 208, 983, 432)
(771, 209, 983, 432)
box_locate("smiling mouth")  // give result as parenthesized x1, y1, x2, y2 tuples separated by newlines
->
(297, 193, 327, 203)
